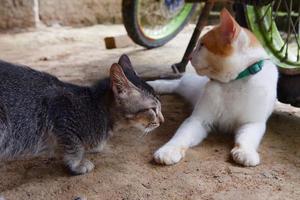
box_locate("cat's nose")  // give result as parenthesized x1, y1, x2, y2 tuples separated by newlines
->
(188, 51, 194, 61)
(158, 112, 164, 124)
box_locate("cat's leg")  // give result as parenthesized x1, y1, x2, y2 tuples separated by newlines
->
(231, 122, 266, 167)
(148, 74, 208, 106)
(87, 140, 107, 154)
(58, 135, 94, 175)
(63, 144, 94, 175)
(147, 79, 181, 94)
(154, 116, 208, 165)
(176, 74, 209, 106)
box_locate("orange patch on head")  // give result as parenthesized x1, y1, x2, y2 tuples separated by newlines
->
(191, 8, 263, 82)
(200, 8, 242, 57)
(202, 26, 234, 57)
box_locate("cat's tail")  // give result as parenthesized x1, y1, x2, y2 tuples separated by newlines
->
(147, 73, 209, 106)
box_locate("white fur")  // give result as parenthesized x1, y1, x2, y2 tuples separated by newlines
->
(148, 29, 278, 167)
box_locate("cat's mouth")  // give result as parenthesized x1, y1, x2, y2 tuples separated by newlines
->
(195, 66, 210, 74)
(133, 122, 159, 135)
(144, 123, 160, 134)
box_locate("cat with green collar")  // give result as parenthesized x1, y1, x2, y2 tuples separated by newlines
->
(148, 9, 278, 167)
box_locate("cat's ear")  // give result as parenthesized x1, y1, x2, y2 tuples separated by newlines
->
(118, 54, 137, 75)
(110, 63, 132, 96)
(220, 8, 241, 43)
(118, 54, 138, 76)
(118, 54, 132, 69)
(110, 63, 141, 101)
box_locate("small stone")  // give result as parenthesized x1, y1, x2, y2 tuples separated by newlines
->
(39, 57, 49, 61)
(141, 182, 151, 189)
(228, 166, 253, 175)
(74, 196, 87, 200)
(213, 175, 219, 178)
(261, 172, 273, 178)
(183, 170, 191, 174)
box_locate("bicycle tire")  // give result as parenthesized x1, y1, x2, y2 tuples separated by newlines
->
(122, 0, 196, 48)
(235, 2, 300, 107)
(236, 1, 300, 74)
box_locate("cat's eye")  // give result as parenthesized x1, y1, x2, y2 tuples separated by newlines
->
(150, 107, 157, 114)
(134, 108, 148, 115)
(198, 42, 204, 50)
(136, 107, 156, 114)
(125, 114, 134, 119)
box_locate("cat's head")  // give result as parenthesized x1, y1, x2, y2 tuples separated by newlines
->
(110, 54, 164, 133)
(190, 8, 268, 82)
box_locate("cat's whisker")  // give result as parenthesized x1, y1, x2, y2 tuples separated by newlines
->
(138, 128, 149, 138)
(139, 126, 155, 138)
(139, 132, 147, 138)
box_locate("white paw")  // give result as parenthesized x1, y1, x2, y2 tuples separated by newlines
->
(154, 145, 186, 165)
(71, 159, 95, 175)
(231, 146, 260, 167)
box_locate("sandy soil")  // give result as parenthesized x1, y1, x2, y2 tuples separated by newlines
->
(0, 25, 299, 200)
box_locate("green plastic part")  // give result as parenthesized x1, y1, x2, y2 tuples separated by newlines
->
(235, 60, 264, 80)
(137, 1, 194, 40)
(245, 4, 300, 70)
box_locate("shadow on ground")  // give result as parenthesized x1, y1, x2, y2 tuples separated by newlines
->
(0, 25, 299, 200)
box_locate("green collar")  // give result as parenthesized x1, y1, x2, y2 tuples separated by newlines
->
(235, 60, 264, 80)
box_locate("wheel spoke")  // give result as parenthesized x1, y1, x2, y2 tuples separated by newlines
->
(247, 0, 300, 68)
(283, 0, 292, 60)
(298, 1, 300, 61)
(272, 0, 282, 22)
(267, 1, 274, 41)
(259, 3, 273, 22)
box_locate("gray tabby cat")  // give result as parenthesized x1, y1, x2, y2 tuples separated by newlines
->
(0, 54, 163, 175)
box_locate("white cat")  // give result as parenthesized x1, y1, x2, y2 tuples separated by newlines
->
(148, 8, 278, 167)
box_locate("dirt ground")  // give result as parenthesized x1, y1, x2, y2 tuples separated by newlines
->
(0, 25, 299, 200)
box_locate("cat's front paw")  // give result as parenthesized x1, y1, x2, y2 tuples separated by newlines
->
(231, 146, 260, 167)
(154, 145, 186, 165)
(69, 159, 95, 175)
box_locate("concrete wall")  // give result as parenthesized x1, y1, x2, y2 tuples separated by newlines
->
(0, 0, 122, 30)
(0, 0, 36, 30)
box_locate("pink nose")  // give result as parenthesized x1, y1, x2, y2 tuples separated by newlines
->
(158, 112, 164, 124)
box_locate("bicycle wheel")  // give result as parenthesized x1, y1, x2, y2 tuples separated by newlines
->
(235, 0, 300, 107)
(243, 0, 300, 74)
(122, 0, 196, 48)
